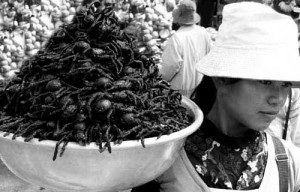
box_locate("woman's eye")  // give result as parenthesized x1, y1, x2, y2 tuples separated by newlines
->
(258, 80, 272, 85)
(258, 80, 292, 87)
(282, 82, 292, 88)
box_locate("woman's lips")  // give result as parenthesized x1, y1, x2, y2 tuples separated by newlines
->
(261, 111, 279, 115)
(260, 111, 279, 119)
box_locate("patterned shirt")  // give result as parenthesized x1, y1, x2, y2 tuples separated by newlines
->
(185, 118, 268, 190)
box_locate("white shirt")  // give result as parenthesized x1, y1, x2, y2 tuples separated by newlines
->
(159, 24, 212, 98)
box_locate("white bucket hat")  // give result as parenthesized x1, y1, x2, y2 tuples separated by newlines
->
(196, 2, 300, 87)
(172, 0, 200, 25)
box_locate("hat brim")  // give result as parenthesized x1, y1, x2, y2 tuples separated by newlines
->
(196, 46, 300, 87)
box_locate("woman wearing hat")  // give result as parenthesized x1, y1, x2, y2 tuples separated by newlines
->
(158, 0, 212, 98)
(133, 2, 300, 192)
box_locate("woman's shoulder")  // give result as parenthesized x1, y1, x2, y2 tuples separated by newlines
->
(156, 149, 210, 192)
(192, 25, 211, 35)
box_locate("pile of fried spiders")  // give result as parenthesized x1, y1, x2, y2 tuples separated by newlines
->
(0, 0, 192, 160)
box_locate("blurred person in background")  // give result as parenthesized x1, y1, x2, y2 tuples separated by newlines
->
(158, 0, 212, 98)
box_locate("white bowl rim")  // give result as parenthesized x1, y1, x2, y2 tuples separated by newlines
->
(0, 97, 203, 151)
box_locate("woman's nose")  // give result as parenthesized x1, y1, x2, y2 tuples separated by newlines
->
(267, 87, 289, 106)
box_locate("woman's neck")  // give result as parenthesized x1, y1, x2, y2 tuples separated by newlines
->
(207, 101, 250, 137)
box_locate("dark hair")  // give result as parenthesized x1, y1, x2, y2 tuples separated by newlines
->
(191, 76, 216, 115)
(191, 76, 240, 115)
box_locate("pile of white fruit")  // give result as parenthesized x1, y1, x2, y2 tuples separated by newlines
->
(115, 0, 175, 64)
(0, 0, 86, 80)
(0, 0, 175, 80)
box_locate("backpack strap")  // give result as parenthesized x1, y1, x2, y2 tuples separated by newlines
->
(271, 136, 289, 192)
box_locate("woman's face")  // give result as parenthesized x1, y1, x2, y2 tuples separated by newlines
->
(216, 79, 292, 135)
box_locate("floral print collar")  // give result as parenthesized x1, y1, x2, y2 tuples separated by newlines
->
(185, 118, 268, 190)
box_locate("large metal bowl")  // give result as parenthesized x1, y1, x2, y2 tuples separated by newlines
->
(0, 97, 203, 192)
